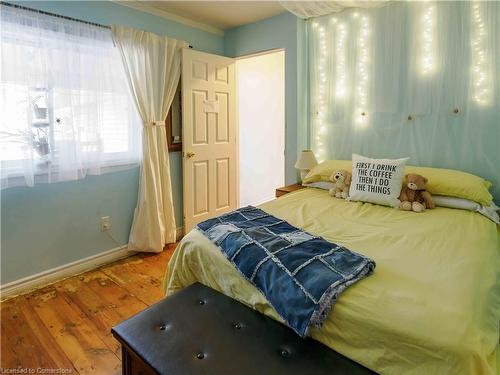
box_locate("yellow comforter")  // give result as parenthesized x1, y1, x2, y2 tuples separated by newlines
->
(164, 188, 500, 374)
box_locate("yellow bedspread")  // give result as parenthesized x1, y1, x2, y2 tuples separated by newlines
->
(164, 188, 500, 375)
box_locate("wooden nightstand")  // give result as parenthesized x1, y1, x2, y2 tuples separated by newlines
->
(275, 183, 305, 198)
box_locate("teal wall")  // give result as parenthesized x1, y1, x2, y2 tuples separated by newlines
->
(224, 12, 307, 184)
(1, 169, 139, 281)
(14, 1, 224, 53)
(1, 1, 224, 284)
(0, 3, 306, 285)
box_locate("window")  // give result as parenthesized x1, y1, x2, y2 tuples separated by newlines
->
(165, 82, 182, 152)
(0, 5, 142, 188)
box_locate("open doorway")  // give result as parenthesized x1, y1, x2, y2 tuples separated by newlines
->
(237, 49, 285, 207)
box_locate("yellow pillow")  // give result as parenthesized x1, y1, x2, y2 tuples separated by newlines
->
(303, 160, 493, 206)
(303, 160, 352, 184)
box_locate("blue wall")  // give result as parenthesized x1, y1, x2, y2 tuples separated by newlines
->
(1, 1, 224, 284)
(1, 2, 306, 285)
(1, 169, 139, 281)
(225, 12, 307, 184)
(14, 1, 224, 53)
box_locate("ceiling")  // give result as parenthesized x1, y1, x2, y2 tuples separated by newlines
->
(132, 1, 287, 32)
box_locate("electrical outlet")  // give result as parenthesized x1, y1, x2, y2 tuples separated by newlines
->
(100, 216, 111, 232)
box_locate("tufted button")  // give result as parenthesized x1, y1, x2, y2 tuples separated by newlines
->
(281, 349, 290, 358)
(159, 324, 167, 331)
(198, 299, 205, 305)
(453, 108, 459, 114)
(196, 352, 205, 359)
(234, 322, 242, 330)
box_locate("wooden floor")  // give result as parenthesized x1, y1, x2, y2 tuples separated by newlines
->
(1, 244, 175, 374)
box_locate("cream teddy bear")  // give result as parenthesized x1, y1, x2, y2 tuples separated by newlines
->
(329, 169, 352, 199)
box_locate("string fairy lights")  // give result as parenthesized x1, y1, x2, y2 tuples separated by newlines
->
(314, 23, 328, 161)
(335, 22, 347, 99)
(353, 14, 370, 128)
(308, 2, 495, 163)
(420, 3, 436, 75)
(470, 1, 492, 106)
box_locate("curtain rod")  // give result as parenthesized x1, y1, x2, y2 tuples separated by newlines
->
(0, 1, 111, 29)
(0, 1, 194, 48)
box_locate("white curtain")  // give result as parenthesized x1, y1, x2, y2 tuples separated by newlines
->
(280, 1, 389, 19)
(112, 25, 187, 252)
(0, 4, 142, 188)
(308, 1, 500, 201)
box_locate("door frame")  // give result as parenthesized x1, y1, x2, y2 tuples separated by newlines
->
(234, 47, 285, 61)
(235, 48, 286, 206)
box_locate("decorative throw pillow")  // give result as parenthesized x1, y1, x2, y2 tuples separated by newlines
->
(348, 154, 408, 207)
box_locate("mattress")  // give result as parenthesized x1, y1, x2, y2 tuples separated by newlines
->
(164, 188, 500, 374)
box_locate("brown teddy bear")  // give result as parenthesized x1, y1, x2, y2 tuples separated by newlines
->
(399, 173, 435, 212)
(329, 169, 352, 199)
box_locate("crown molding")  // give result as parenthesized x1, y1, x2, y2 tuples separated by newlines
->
(112, 1, 225, 36)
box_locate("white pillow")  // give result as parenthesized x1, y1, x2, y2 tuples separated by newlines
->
(432, 195, 499, 224)
(302, 181, 334, 190)
(479, 202, 500, 224)
(348, 154, 408, 207)
(431, 195, 479, 211)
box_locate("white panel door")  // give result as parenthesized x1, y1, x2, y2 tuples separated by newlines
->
(182, 49, 237, 232)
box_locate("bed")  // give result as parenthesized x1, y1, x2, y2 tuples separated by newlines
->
(164, 188, 500, 375)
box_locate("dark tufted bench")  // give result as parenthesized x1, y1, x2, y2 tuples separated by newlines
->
(112, 282, 374, 375)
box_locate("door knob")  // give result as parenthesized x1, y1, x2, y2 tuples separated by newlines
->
(186, 151, 195, 158)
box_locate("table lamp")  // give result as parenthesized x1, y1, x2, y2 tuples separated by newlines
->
(295, 150, 318, 181)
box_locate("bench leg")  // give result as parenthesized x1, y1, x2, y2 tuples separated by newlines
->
(121, 345, 131, 375)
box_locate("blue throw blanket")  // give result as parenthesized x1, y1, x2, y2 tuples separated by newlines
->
(197, 206, 376, 337)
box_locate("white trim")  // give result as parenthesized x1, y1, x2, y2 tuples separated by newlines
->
(111, 1, 225, 36)
(234, 48, 286, 60)
(245, 196, 276, 207)
(0, 245, 133, 301)
(1, 226, 185, 301)
(2, 162, 139, 190)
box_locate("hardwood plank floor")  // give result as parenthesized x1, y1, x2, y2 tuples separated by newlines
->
(1, 245, 175, 374)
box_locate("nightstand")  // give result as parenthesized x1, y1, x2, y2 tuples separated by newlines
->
(275, 183, 305, 198)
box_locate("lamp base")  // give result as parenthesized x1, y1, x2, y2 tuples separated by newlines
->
(300, 169, 309, 182)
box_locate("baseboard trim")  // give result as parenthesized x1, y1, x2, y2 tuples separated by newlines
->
(0, 245, 133, 301)
(1, 226, 185, 301)
(246, 196, 275, 207)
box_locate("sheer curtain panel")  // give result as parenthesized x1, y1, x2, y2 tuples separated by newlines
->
(112, 25, 187, 252)
(0, 4, 142, 188)
(308, 1, 500, 200)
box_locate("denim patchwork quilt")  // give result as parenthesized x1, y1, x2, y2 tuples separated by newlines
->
(197, 206, 376, 337)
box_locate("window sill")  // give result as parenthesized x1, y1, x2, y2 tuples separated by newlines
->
(1, 160, 140, 189)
